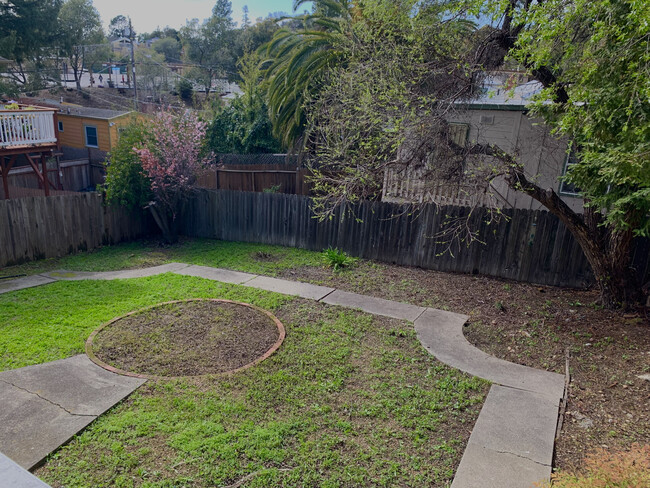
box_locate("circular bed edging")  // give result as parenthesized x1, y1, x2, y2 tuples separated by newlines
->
(85, 298, 286, 381)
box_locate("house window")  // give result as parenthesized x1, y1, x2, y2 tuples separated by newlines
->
(448, 123, 469, 146)
(559, 150, 581, 196)
(58, 121, 64, 132)
(85, 125, 98, 147)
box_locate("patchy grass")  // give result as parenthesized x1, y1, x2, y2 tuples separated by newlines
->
(0, 275, 487, 487)
(0, 239, 324, 279)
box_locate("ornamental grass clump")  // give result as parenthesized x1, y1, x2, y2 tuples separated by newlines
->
(536, 444, 650, 487)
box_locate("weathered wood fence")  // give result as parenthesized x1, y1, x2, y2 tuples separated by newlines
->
(197, 164, 310, 195)
(0, 193, 152, 267)
(181, 190, 649, 288)
(2, 189, 648, 288)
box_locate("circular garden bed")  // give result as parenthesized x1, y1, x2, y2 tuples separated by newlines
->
(86, 299, 285, 379)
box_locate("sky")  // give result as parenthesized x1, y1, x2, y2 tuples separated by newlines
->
(92, 0, 312, 34)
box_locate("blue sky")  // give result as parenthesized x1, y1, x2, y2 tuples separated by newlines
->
(92, 0, 313, 34)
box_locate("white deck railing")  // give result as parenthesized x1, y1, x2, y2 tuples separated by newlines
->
(0, 107, 57, 149)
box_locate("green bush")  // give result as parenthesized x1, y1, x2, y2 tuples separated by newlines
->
(176, 78, 193, 102)
(102, 119, 152, 209)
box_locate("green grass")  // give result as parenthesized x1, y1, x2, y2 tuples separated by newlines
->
(0, 239, 325, 279)
(1, 274, 487, 487)
(0, 274, 290, 371)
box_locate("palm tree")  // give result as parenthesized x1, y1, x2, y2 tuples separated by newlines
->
(260, 0, 354, 149)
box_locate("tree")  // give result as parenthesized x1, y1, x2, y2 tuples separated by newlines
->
(260, 0, 353, 149)
(446, 0, 650, 307)
(293, 0, 649, 308)
(103, 119, 153, 210)
(302, 0, 477, 210)
(135, 47, 168, 100)
(180, 0, 236, 99)
(108, 14, 130, 39)
(206, 52, 282, 154)
(133, 110, 212, 243)
(58, 0, 104, 90)
(0, 0, 63, 88)
(152, 37, 181, 63)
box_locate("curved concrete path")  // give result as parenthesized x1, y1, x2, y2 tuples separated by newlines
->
(1, 264, 565, 487)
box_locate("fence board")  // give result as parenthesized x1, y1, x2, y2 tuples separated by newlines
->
(0, 193, 152, 267)
(178, 189, 649, 288)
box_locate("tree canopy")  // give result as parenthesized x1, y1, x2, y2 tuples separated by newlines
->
(0, 0, 63, 87)
(58, 0, 106, 90)
(262, 0, 649, 307)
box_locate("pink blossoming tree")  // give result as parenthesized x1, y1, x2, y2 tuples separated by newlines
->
(134, 109, 211, 243)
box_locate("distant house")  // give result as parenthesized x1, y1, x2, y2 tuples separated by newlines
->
(382, 72, 582, 213)
(110, 37, 134, 56)
(56, 106, 133, 155)
(19, 99, 135, 161)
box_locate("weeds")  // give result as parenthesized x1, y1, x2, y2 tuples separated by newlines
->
(536, 444, 650, 487)
(322, 247, 356, 271)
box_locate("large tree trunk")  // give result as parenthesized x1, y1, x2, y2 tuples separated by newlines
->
(149, 205, 179, 244)
(504, 163, 642, 308)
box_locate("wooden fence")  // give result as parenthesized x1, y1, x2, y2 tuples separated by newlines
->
(0, 193, 152, 267)
(181, 190, 649, 288)
(197, 164, 311, 195)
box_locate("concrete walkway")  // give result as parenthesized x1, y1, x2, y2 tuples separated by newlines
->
(0, 264, 565, 487)
(0, 356, 145, 470)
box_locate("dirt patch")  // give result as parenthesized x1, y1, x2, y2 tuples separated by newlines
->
(90, 300, 282, 377)
(276, 262, 650, 472)
(252, 250, 279, 262)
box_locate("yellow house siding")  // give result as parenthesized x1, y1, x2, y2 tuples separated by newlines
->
(57, 114, 135, 152)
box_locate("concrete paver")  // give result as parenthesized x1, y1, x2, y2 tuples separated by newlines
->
(44, 263, 189, 281)
(243, 275, 335, 300)
(451, 385, 557, 487)
(0, 275, 55, 295)
(0, 452, 51, 487)
(0, 356, 145, 470)
(414, 308, 564, 401)
(320, 290, 426, 321)
(172, 265, 257, 284)
(466, 385, 558, 467)
(0, 381, 92, 471)
(451, 442, 551, 488)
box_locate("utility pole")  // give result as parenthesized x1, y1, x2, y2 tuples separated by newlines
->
(129, 17, 138, 110)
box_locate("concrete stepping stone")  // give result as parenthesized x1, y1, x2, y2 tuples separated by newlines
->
(452, 385, 558, 487)
(243, 275, 335, 300)
(0, 452, 51, 487)
(0, 355, 145, 470)
(321, 290, 426, 321)
(43, 263, 189, 281)
(414, 308, 564, 401)
(0, 275, 55, 295)
(172, 265, 256, 284)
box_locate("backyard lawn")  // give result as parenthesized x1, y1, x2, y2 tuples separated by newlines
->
(1, 237, 648, 481)
(0, 246, 486, 487)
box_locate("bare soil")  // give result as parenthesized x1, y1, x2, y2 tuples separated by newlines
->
(277, 262, 650, 472)
(92, 301, 280, 377)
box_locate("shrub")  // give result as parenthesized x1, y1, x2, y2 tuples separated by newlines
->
(176, 78, 193, 102)
(536, 444, 650, 488)
(322, 247, 355, 271)
(102, 119, 153, 209)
